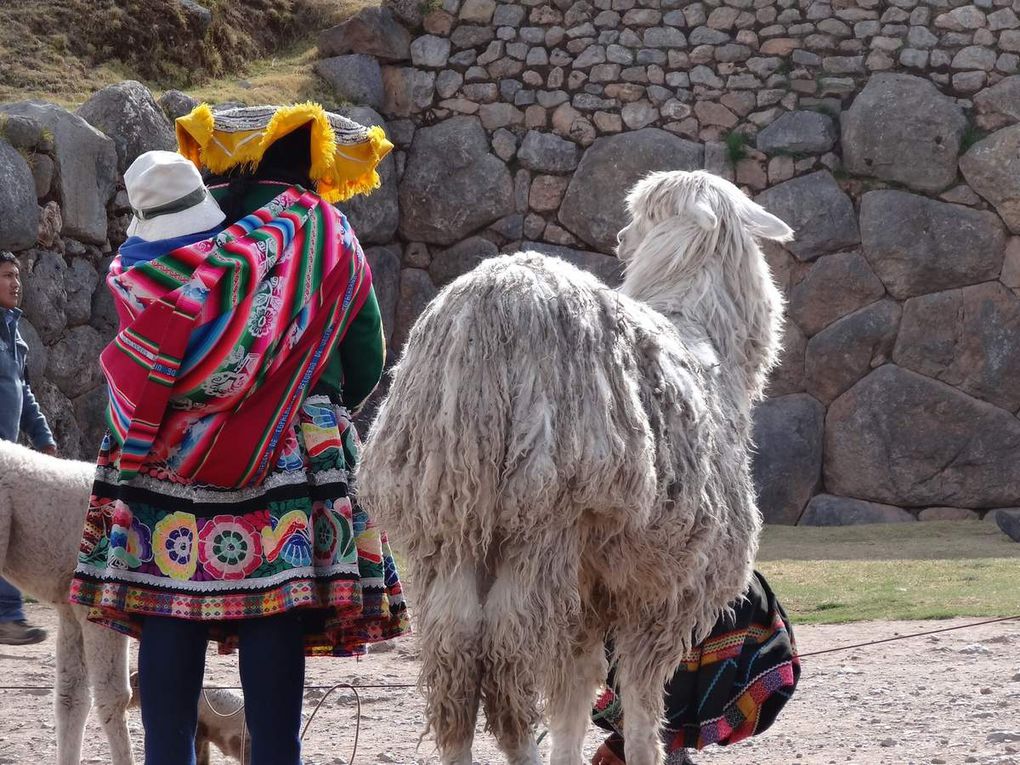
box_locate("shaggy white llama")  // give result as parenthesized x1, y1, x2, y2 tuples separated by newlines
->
(0, 441, 248, 765)
(0, 441, 133, 765)
(357, 170, 793, 765)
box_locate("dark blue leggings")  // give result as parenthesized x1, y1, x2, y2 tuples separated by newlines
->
(138, 612, 306, 765)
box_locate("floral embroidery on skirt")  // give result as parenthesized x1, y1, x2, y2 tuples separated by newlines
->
(70, 395, 409, 656)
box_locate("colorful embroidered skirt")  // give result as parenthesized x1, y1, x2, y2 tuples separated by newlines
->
(593, 571, 799, 756)
(70, 395, 409, 656)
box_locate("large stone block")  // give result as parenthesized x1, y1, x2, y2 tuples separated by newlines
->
(76, 81, 175, 174)
(74, 384, 110, 460)
(756, 110, 838, 155)
(64, 257, 99, 328)
(34, 379, 83, 458)
(0, 102, 117, 245)
(805, 300, 901, 404)
(318, 6, 411, 61)
(894, 282, 1020, 412)
(825, 365, 1020, 508)
(842, 73, 967, 193)
(558, 128, 703, 253)
(47, 325, 105, 399)
(158, 90, 199, 122)
(517, 131, 581, 174)
(960, 125, 1020, 234)
(0, 141, 38, 251)
(751, 393, 825, 525)
(859, 190, 1006, 299)
(410, 34, 452, 68)
(755, 171, 860, 262)
(382, 67, 437, 117)
(800, 495, 916, 526)
(398, 117, 514, 245)
(314, 56, 386, 111)
(973, 76, 1020, 131)
(788, 251, 885, 336)
(21, 250, 68, 343)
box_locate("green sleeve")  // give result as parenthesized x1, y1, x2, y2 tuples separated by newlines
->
(326, 288, 385, 412)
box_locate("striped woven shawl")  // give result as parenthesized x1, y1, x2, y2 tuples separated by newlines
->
(101, 186, 372, 488)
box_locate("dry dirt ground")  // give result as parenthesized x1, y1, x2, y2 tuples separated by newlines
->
(1, 605, 1018, 765)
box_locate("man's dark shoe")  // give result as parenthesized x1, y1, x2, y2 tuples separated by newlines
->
(0, 620, 47, 645)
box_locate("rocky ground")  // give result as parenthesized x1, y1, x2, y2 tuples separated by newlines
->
(0, 605, 1017, 764)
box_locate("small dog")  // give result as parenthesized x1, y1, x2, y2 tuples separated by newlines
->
(129, 671, 251, 764)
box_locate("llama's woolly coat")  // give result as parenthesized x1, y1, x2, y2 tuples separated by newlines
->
(0, 442, 93, 604)
(359, 253, 753, 644)
(0, 441, 135, 765)
(357, 170, 790, 765)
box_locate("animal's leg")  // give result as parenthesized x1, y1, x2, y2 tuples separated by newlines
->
(417, 561, 484, 765)
(479, 561, 546, 765)
(194, 724, 211, 765)
(613, 627, 677, 765)
(546, 640, 607, 765)
(55, 607, 89, 765)
(82, 617, 135, 765)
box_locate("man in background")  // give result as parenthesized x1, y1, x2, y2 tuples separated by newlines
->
(0, 249, 56, 645)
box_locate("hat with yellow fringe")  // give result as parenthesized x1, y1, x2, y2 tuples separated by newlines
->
(175, 102, 393, 204)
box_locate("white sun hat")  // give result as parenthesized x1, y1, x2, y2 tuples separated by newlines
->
(124, 150, 226, 241)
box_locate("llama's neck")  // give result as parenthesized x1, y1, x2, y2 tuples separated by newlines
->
(621, 239, 783, 418)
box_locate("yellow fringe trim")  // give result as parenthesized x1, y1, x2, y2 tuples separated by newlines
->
(175, 102, 393, 203)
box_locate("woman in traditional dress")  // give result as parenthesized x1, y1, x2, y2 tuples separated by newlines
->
(70, 104, 409, 765)
(591, 572, 799, 765)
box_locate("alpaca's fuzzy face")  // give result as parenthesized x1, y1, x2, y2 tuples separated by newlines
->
(615, 170, 793, 264)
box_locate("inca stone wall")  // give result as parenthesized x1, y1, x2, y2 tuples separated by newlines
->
(2, 0, 1020, 525)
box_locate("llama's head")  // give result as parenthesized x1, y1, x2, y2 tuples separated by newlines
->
(617, 170, 794, 407)
(616, 170, 793, 265)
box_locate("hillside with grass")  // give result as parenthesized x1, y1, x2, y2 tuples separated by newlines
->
(0, 0, 368, 107)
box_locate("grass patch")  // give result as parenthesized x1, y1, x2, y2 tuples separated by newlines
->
(185, 41, 340, 109)
(961, 122, 987, 153)
(395, 523, 1019, 628)
(757, 521, 1020, 624)
(723, 131, 749, 164)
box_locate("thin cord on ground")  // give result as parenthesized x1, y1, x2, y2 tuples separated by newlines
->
(301, 683, 362, 765)
(1, 613, 1018, 694)
(795, 613, 1020, 659)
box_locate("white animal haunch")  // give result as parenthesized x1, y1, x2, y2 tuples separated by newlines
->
(357, 170, 793, 765)
(0, 441, 249, 765)
(0, 441, 133, 765)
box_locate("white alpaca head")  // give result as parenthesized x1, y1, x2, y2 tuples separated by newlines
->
(617, 170, 793, 406)
(617, 169, 793, 265)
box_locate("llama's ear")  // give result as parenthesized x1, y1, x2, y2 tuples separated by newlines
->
(691, 199, 719, 232)
(740, 200, 794, 242)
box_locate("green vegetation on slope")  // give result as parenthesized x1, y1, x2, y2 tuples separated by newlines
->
(0, 0, 359, 106)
